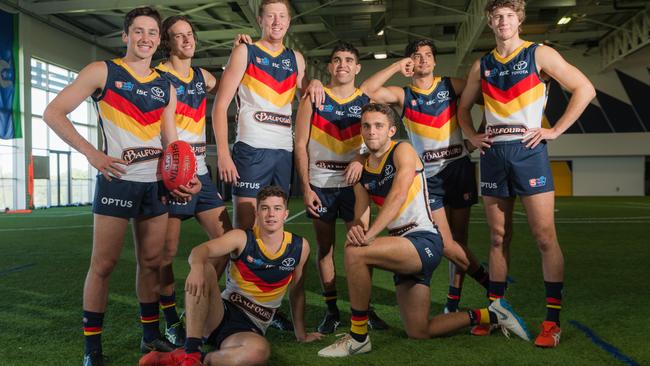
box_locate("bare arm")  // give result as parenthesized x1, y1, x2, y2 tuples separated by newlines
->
(450, 77, 467, 96)
(212, 44, 248, 183)
(458, 60, 491, 153)
(346, 181, 371, 246)
(522, 45, 596, 148)
(161, 85, 178, 146)
(43, 61, 127, 180)
(289, 239, 323, 342)
(294, 97, 322, 217)
(185, 229, 248, 298)
(363, 143, 417, 242)
(294, 51, 307, 93)
(360, 58, 412, 105)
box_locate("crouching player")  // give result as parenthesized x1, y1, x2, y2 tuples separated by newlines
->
(318, 104, 530, 357)
(140, 186, 322, 366)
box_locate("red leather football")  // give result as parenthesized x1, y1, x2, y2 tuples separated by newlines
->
(161, 140, 196, 191)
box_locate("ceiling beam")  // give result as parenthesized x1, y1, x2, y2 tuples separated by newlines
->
(311, 4, 385, 16)
(24, 0, 230, 15)
(304, 42, 457, 57)
(389, 15, 466, 27)
(600, 9, 650, 69)
(454, 0, 488, 76)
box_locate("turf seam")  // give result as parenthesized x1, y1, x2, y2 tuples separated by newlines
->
(0, 263, 36, 277)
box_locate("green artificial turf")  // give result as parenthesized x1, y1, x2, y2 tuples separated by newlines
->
(0, 196, 648, 365)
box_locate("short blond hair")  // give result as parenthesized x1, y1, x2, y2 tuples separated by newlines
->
(258, 0, 291, 16)
(485, 0, 526, 23)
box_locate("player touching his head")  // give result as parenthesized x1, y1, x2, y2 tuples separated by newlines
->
(361, 39, 490, 314)
(318, 103, 530, 357)
(140, 186, 322, 366)
(294, 42, 388, 334)
(43, 7, 198, 365)
(458, 0, 595, 347)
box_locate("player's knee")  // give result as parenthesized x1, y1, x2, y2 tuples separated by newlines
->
(161, 242, 178, 264)
(405, 327, 429, 340)
(343, 246, 364, 267)
(137, 252, 163, 271)
(242, 343, 270, 365)
(89, 257, 118, 279)
(489, 228, 508, 248)
(536, 234, 558, 253)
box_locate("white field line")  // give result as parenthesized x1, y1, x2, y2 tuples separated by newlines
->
(285, 210, 306, 223)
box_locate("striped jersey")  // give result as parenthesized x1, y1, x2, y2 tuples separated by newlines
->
(402, 77, 467, 177)
(236, 42, 298, 151)
(93, 58, 170, 182)
(481, 41, 548, 142)
(222, 228, 303, 333)
(360, 141, 437, 236)
(308, 88, 368, 188)
(156, 63, 209, 175)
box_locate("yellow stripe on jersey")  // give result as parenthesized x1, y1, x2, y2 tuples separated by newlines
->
(483, 82, 546, 118)
(310, 125, 363, 155)
(254, 227, 293, 260)
(396, 173, 424, 216)
(98, 102, 161, 141)
(229, 264, 291, 304)
(402, 116, 457, 141)
(241, 74, 296, 108)
(176, 115, 205, 137)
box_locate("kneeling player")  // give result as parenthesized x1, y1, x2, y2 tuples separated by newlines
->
(318, 104, 530, 357)
(140, 186, 322, 366)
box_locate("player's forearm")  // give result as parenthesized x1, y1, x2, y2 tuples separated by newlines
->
(551, 84, 595, 136)
(289, 288, 307, 341)
(294, 147, 311, 192)
(367, 191, 406, 239)
(361, 62, 400, 96)
(188, 244, 211, 268)
(213, 109, 231, 156)
(457, 107, 479, 137)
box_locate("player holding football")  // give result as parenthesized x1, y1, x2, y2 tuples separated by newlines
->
(139, 186, 322, 366)
(458, 0, 595, 347)
(155, 16, 253, 347)
(317, 103, 530, 357)
(43, 7, 199, 365)
(294, 42, 388, 334)
(360, 39, 490, 315)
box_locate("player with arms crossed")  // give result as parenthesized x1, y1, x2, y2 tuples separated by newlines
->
(361, 39, 490, 315)
(294, 42, 388, 334)
(155, 16, 252, 347)
(318, 103, 530, 357)
(457, 0, 595, 347)
(140, 186, 322, 366)
(43, 7, 197, 365)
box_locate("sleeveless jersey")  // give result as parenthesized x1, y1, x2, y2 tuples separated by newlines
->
(360, 141, 436, 236)
(236, 42, 298, 151)
(222, 228, 303, 333)
(480, 41, 548, 142)
(402, 77, 467, 177)
(93, 58, 170, 182)
(308, 88, 368, 188)
(156, 64, 209, 175)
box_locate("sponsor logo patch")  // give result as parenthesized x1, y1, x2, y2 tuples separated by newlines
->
(421, 144, 463, 162)
(256, 56, 269, 65)
(100, 197, 133, 208)
(486, 124, 528, 137)
(121, 147, 162, 164)
(115, 81, 134, 91)
(190, 142, 207, 156)
(228, 292, 274, 322)
(315, 160, 349, 171)
(388, 222, 418, 236)
(253, 111, 291, 127)
(529, 176, 547, 188)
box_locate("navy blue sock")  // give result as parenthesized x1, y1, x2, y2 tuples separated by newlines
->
(544, 281, 563, 325)
(445, 286, 461, 312)
(160, 292, 181, 326)
(185, 337, 203, 354)
(83, 310, 104, 354)
(488, 281, 507, 302)
(139, 302, 161, 342)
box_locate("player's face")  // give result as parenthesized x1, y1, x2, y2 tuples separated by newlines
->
(488, 7, 522, 41)
(328, 51, 360, 85)
(411, 46, 435, 76)
(361, 112, 396, 153)
(123, 16, 160, 60)
(258, 3, 290, 42)
(168, 20, 195, 59)
(257, 196, 288, 232)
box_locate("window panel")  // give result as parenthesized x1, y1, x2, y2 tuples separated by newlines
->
(31, 117, 48, 149)
(31, 88, 47, 116)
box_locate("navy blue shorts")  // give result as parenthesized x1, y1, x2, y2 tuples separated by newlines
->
(393, 230, 443, 287)
(305, 185, 355, 223)
(205, 300, 263, 349)
(480, 140, 554, 197)
(231, 142, 292, 197)
(92, 175, 167, 218)
(426, 156, 478, 210)
(168, 173, 225, 220)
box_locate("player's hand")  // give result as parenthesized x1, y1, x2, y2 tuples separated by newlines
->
(185, 266, 207, 302)
(303, 188, 322, 218)
(87, 149, 127, 181)
(171, 176, 201, 202)
(522, 127, 558, 149)
(303, 79, 325, 108)
(298, 332, 324, 343)
(397, 58, 415, 78)
(344, 161, 363, 185)
(467, 132, 492, 154)
(233, 33, 253, 47)
(217, 154, 240, 184)
(346, 225, 367, 247)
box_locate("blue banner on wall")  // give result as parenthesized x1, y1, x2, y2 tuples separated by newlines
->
(0, 10, 21, 139)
